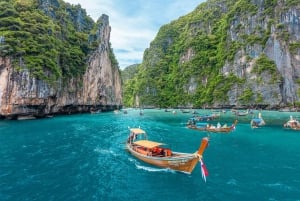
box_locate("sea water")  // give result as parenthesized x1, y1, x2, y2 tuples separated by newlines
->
(0, 109, 300, 201)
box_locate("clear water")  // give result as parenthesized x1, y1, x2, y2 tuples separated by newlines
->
(0, 109, 300, 201)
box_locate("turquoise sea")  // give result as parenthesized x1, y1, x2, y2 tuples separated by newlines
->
(0, 109, 300, 201)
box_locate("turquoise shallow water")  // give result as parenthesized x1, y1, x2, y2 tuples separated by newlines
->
(0, 109, 300, 201)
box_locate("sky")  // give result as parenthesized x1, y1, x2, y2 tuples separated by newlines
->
(64, 0, 206, 69)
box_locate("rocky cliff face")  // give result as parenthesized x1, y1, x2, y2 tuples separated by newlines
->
(220, 0, 300, 108)
(131, 0, 300, 109)
(0, 13, 122, 119)
(182, 0, 300, 109)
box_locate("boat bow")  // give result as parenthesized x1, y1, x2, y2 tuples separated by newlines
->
(196, 137, 209, 158)
(195, 137, 209, 181)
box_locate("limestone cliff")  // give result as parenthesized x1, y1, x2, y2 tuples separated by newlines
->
(220, 0, 300, 108)
(189, 0, 300, 109)
(0, 1, 122, 119)
(125, 0, 300, 109)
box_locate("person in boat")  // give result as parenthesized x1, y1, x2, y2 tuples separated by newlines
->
(192, 118, 196, 125)
(187, 118, 196, 127)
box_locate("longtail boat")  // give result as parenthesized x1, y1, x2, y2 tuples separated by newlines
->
(250, 112, 265, 128)
(283, 116, 300, 130)
(205, 120, 238, 133)
(234, 109, 249, 116)
(126, 128, 209, 176)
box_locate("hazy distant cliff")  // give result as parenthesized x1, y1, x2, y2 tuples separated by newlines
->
(123, 0, 300, 109)
(0, 0, 122, 119)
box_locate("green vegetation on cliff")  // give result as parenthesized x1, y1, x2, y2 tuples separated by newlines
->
(121, 64, 139, 106)
(0, 0, 116, 84)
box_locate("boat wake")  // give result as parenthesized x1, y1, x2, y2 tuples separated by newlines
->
(135, 164, 175, 173)
(263, 182, 295, 192)
(226, 178, 238, 185)
(128, 157, 175, 173)
(94, 148, 118, 157)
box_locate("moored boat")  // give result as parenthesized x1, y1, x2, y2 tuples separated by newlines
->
(235, 109, 249, 116)
(181, 109, 190, 113)
(192, 112, 220, 122)
(206, 120, 238, 133)
(126, 128, 209, 176)
(283, 116, 300, 130)
(250, 112, 265, 128)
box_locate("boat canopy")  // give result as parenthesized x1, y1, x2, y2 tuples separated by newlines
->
(252, 118, 263, 123)
(133, 140, 164, 149)
(130, 128, 146, 135)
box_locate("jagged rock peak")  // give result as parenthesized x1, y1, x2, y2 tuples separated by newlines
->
(98, 14, 109, 25)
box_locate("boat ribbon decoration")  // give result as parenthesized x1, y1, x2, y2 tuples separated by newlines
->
(199, 158, 209, 182)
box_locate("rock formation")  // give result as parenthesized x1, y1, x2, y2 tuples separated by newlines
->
(124, 0, 300, 109)
(0, 6, 122, 119)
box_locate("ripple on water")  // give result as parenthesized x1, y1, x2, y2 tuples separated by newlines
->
(1, 110, 300, 201)
(263, 182, 296, 192)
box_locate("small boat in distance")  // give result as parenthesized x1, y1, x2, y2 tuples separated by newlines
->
(206, 120, 238, 133)
(192, 110, 199, 114)
(181, 109, 190, 113)
(126, 128, 209, 177)
(250, 112, 265, 128)
(283, 116, 300, 130)
(187, 119, 237, 133)
(139, 109, 144, 115)
(192, 112, 220, 122)
(234, 109, 249, 116)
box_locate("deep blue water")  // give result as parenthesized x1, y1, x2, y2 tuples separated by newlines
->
(0, 109, 300, 201)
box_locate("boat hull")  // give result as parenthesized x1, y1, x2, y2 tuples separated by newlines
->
(206, 127, 233, 133)
(206, 120, 238, 133)
(187, 125, 207, 131)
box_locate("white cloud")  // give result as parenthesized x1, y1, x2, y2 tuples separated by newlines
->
(64, 0, 205, 69)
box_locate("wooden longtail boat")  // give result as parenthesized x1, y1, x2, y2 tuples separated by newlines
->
(126, 128, 209, 175)
(206, 120, 238, 133)
(187, 120, 237, 133)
